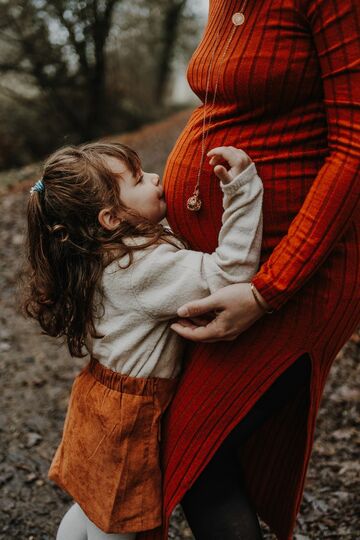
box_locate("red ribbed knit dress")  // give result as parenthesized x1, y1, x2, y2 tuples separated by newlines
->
(140, 0, 360, 538)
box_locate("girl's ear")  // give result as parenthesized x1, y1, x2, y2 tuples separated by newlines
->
(98, 208, 122, 231)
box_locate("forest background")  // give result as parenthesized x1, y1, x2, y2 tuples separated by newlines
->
(0, 1, 359, 539)
(0, 0, 203, 172)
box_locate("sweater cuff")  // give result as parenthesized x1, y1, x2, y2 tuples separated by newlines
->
(220, 162, 258, 194)
(251, 271, 289, 312)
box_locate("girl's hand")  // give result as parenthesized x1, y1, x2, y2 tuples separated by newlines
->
(170, 283, 266, 343)
(208, 146, 253, 184)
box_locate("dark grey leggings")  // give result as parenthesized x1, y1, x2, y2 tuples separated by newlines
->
(181, 353, 312, 540)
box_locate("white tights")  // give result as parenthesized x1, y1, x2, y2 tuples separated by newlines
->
(56, 503, 136, 540)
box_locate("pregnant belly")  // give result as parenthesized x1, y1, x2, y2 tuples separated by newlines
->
(163, 111, 328, 257)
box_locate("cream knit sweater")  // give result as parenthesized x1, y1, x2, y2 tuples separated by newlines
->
(86, 162, 263, 379)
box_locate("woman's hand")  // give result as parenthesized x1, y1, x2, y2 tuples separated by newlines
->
(208, 146, 253, 184)
(170, 283, 267, 343)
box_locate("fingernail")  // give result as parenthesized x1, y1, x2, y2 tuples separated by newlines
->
(177, 307, 189, 317)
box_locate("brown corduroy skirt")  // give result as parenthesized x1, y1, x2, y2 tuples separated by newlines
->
(48, 358, 178, 534)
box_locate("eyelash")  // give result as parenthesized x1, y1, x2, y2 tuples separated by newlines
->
(137, 175, 144, 184)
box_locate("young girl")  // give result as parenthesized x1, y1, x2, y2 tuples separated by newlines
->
(23, 142, 263, 540)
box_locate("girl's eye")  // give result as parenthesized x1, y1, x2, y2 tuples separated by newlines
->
(137, 175, 144, 184)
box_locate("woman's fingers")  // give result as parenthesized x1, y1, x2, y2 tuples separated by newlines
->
(170, 319, 223, 342)
(171, 316, 241, 342)
(177, 295, 221, 318)
(190, 315, 215, 326)
(172, 284, 266, 343)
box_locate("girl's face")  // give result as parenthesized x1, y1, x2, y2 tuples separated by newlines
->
(104, 156, 167, 223)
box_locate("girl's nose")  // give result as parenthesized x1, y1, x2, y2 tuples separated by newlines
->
(152, 175, 160, 186)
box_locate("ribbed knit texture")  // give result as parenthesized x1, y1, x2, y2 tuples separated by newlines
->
(138, 0, 360, 538)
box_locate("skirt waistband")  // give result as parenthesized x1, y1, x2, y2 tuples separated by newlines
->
(87, 357, 179, 400)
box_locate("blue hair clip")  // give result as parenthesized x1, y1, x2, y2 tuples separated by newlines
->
(30, 179, 45, 194)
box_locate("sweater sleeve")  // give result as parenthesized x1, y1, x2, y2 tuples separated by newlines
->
(131, 162, 263, 319)
(251, 0, 360, 311)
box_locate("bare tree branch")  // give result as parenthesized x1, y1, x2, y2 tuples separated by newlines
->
(49, 2, 90, 74)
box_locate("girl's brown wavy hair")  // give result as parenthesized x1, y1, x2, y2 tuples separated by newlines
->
(22, 141, 179, 357)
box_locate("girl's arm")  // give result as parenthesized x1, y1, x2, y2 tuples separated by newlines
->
(131, 158, 263, 320)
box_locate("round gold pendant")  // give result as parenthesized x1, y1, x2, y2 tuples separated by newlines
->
(232, 12, 245, 26)
(187, 194, 202, 212)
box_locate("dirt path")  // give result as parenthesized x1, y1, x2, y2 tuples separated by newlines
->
(0, 111, 359, 539)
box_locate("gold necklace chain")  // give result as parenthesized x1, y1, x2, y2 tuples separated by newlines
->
(187, 1, 250, 212)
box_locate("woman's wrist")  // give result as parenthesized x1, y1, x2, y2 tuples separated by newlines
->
(250, 282, 274, 314)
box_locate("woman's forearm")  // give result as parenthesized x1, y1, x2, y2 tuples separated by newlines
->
(250, 282, 273, 314)
(252, 0, 360, 311)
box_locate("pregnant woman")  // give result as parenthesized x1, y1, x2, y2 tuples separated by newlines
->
(140, 0, 360, 538)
